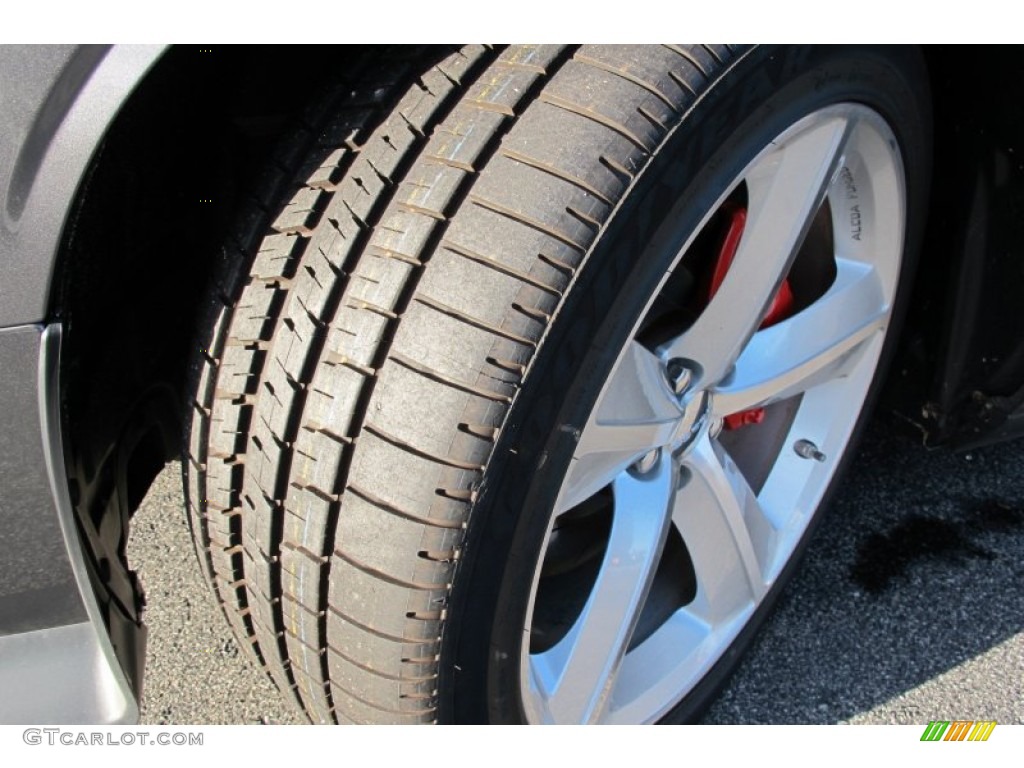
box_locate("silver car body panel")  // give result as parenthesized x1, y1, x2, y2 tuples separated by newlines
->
(0, 45, 167, 723)
(0, 325, 83, 633)
(0, 324, 136, 723)
(0, 45, 164, 327)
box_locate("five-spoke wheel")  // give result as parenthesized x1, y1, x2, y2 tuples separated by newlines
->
(521, 105, 906, 724)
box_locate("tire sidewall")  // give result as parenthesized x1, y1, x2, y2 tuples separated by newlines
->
(440, 44, 931, 724)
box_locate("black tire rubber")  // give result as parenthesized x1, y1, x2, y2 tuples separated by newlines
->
(186, 44, 931, 724)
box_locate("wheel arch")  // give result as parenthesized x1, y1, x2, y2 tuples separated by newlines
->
(1, 45, 166, 328)
(44, 43, 389, 702)
(887, 45, 1024, 449)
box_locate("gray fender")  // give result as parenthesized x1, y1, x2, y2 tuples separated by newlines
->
(0, 45, 165, 724)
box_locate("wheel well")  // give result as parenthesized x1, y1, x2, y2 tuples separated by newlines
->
(885, 45, 1024, 447)
(51, 44, 382, 692)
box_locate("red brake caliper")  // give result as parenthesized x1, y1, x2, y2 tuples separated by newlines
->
(708, 203, 795, 431)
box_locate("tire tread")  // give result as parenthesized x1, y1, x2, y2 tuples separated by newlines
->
(187, 44, 739, 724)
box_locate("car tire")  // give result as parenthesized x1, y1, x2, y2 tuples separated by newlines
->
(186, 44, 931, 724)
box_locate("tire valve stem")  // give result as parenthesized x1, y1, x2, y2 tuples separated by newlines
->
(794, 439, 827, 463)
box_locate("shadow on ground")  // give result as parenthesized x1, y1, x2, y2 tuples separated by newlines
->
(702, 421, 1024, 724)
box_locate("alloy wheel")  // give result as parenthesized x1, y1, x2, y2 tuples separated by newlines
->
(520, 104, 906, 724)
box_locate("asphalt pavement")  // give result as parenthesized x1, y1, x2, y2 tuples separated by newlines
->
(129, 420, 1024, 725)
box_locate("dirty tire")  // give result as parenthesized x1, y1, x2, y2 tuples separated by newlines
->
(186, 45, 931, 724)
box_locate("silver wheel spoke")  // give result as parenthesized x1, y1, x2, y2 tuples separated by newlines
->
(557, 341, 681, 513)
(674, 435, 773, 624)
(661, 115, 854, 388)
(531, 456, 675, 723)
(713, 258, 888, 416)
(522, 104, 907, 724)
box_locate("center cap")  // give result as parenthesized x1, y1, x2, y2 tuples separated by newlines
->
(670, 389, 712, 453)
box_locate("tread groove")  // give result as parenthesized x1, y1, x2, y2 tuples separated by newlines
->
(240, 47, 502, 725)
(330, 678, 437, 718)
(573, 53, 680, 114)
(328, 603, 439, 645)
(187, 47, 453, 724)
(363, 424, 485, 470)
(327, 642, 439, 683)
(500, 148, 614, 206)
(662, 45, 711, 78)
(539, 92, 653, 153)
(413, 295, 537, 346)
(388, 351, 513, 403)
(345, 483, 466, 530)
(468, 194, 587, 253)
(441, 239, 562, 296)
(331, 548, 449, 591)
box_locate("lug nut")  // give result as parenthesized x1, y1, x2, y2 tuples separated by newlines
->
(793, 439, 827, 462)
(666, 359, 693, 395)
(632, 448, 661, 475)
